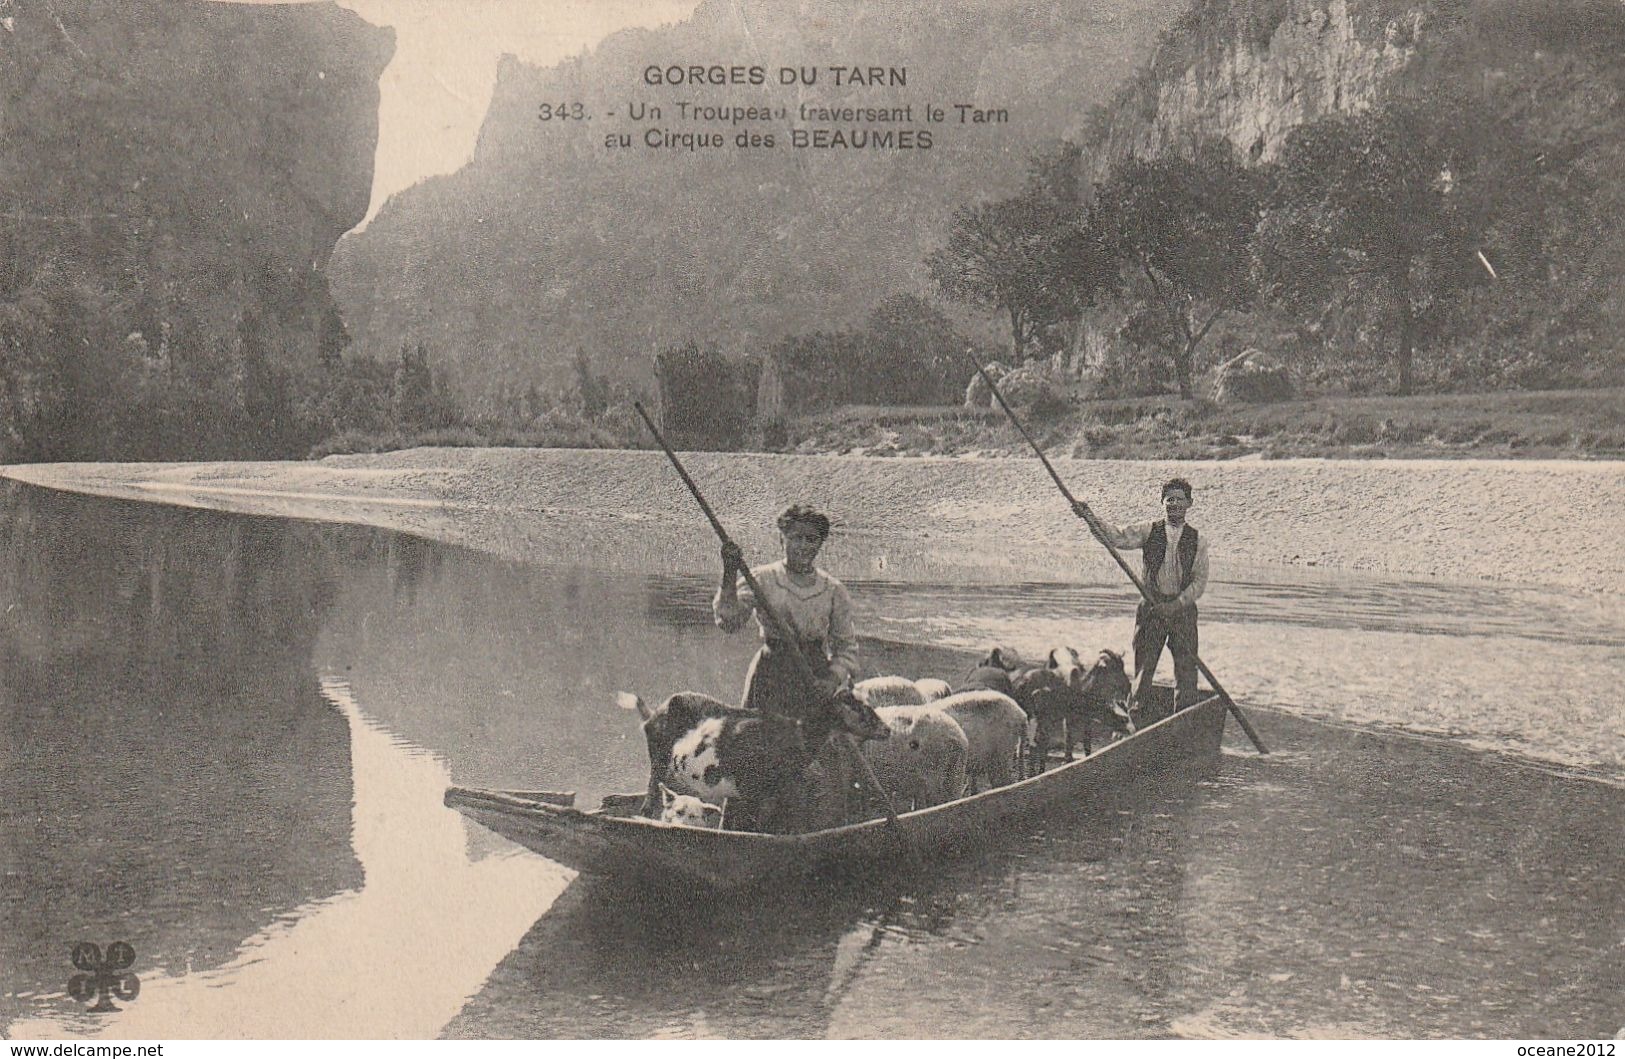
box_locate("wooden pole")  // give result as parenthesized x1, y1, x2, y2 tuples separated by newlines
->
(967, 357, 1269, 754)
(632, 402, 905, 827)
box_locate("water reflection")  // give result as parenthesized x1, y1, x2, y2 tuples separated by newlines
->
(0, 487, 359, 1028)
(0, 486, 564, 1038)
(443, 769, 1213, 1040)
(7, 681, 567, 1040)
(309, 557, 764, 809)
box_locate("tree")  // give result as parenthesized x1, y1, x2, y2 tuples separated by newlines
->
(1092, 141, 1264, 399)
(239, 311, 296, 453)
(390, 341, 462, 432)
(570, 349, 610, 419)
(761, 295, 981, 412)
(770, 329, 864, 413)
(653, 340, 758, 450)
(1255, 98, 1541, 394)
(317, 304, 350, 372)
(928, 145, 1110, 362)
(858, 294, 972, 405)
(311, 351, 394, 440)
(0, 262, 136, 461)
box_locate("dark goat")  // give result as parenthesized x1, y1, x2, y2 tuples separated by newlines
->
(619, 686, 888, 834)
(957, 645, 1024, 697)
(1013, 648, 1134, 770)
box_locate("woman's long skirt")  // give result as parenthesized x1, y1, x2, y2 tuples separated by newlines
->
(740, 637, 833, 720)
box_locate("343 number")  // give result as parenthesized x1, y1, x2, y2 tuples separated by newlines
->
(537, 102, 587, 121)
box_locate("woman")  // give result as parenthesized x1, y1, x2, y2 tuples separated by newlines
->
(713, 504, 859, 719)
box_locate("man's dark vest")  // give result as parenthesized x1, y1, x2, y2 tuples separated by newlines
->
(1143, 520, 1199, 598)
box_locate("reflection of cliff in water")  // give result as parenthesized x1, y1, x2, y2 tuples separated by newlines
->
(0, 485, 358, 1023)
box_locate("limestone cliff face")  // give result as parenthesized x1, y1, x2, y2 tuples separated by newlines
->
(1078, 0, 1625, 380)
(1084, 0, 1426, 173)
(0, 0, 392, 371)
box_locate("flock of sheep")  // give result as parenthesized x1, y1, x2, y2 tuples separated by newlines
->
(637, 645, 1137, 834)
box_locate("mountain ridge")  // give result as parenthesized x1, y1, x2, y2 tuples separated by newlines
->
(328, 0, 1181, 401)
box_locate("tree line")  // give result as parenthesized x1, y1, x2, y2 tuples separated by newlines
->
(649, 82, 1604, 449)
(3, 57, 1608, 461)
(927, 94, 1596, 399)
(0, 259, 468, 463)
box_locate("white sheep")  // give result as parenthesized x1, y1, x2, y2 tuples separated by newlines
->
(853, 675, 928, 709)
(862, 704, 970, 811)
(933, 689, 1028, 792)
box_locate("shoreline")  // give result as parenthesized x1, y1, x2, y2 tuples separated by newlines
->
(5, 449, 1624, 594)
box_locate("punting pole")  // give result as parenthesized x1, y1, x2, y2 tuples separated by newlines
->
(967, 357, 1269, 754)
(632, 402, 905, 828)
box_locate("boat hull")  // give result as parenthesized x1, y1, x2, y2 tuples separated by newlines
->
(445, 689, 1228, 892)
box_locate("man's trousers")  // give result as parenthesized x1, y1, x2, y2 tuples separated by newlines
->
(1132, 599, 1200, 709)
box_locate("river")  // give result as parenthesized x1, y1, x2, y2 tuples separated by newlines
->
(1, 481, 1619, 1039)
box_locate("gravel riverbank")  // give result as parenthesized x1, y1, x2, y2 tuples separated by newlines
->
(6, 449, 1623, 594)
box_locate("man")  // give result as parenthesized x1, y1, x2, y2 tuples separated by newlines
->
(1072, 478, 1208, 710)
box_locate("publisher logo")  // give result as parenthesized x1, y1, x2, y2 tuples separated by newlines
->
(67, 941, 140, 1012)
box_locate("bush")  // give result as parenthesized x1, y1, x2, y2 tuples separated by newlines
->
(1330, 419, 1378, 444)
(770, 296, 982, 414)
(654, 340, 759, 450)
(1437, 420, 1493, 444)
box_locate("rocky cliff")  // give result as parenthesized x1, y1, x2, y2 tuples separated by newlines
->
(1081, 0, 1425, 169)
(329, 0, 1181, 399)
(1077, 0, 1625, 381)
(0, 0, 392, 375)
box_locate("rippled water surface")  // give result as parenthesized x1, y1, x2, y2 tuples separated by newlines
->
(1, 482, 1620, 1039)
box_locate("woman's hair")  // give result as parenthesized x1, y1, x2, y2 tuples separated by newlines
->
(776, 504, 831, 540)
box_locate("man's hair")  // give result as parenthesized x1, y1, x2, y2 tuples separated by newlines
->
(777, 504, 831, 540)
(1161, 477, 1193, 501)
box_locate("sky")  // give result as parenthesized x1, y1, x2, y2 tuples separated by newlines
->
(229, 1, 700, 222)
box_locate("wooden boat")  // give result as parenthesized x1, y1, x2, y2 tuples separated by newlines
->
(444, 685, 1228, 892)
